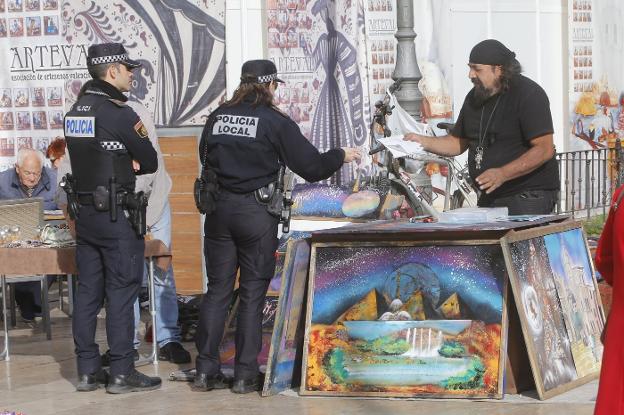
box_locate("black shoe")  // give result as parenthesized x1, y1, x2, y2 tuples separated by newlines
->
(76, 368, 109, 392)
(105, 369, 162, 394)
(101, 349, 140, 367)
(158, 342, 191, 364)
(231, 374, 263, 394)
(192, 372, 232, 391)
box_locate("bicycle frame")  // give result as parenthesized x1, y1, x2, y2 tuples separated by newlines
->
(368, 88, 478, 216)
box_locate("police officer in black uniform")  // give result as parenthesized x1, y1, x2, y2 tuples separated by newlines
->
(193, 59, 361, 393)
(63, 43, 161, 394)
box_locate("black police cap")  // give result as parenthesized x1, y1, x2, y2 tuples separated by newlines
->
(87, 42, 141, 68)
(469, 39, 516, 66)
(241, 59, 284, 84)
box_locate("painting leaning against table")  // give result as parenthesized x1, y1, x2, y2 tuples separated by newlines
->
(302, 242, 508, 398)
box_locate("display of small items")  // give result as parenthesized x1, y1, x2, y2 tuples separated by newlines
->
(0, 224, 22, 245)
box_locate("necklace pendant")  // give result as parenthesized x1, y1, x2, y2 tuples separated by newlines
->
(475, 146, 484, 170)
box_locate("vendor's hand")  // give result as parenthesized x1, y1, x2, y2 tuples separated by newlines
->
(403, 133, 429, 150)
(132, 160, 141, 172)
(476, 168, 507, 194)
(342, 147, 362, 163)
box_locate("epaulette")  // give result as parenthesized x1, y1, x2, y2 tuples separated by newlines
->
(108, 99, 128, 107)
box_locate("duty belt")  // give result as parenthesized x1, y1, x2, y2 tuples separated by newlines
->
(77, 192, 126, 206)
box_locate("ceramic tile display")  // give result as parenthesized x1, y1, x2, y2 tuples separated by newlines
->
(501, 222, 605, 399)
(263, 239, 311, 396)
(301, 241, 508, 398)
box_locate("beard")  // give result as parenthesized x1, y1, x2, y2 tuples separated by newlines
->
(470, 77, 499, 108)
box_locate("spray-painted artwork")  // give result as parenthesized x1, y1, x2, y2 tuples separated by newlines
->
(301, 242, 508, 398)
(219, 294, 279, 368)
(290, 182, 404, 220)
(269, 253, 285, 293)
(503, 223, 605, 399)
(263, 239, 311, 396)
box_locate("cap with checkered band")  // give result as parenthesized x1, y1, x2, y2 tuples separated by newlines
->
(87, 43, 141, 69)
(240, 59, 284, 84)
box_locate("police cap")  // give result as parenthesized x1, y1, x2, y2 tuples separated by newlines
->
(241, 59, 284, 84)
(87, 42, 141, 69)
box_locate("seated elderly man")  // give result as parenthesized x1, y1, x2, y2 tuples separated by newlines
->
(0, 148, 58, 321)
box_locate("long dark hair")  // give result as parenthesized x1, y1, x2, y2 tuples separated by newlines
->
(499, 58, 523, 93)
(224, 74, 277, 109)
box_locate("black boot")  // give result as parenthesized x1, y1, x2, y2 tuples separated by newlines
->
(231, 374, 263, 394)
(105, 369, 162, 394)
(76, 368, 109, 392)
(192, 372, 231, 391)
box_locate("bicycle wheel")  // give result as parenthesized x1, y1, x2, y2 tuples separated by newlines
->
(449, 189, 466, 209)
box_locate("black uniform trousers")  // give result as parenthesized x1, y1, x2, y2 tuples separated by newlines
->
(72, 205, 144, 377)
(195, 190, 279, 380)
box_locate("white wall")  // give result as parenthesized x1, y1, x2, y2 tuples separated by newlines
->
(433, 0, 567, 151)
(225, 0, 267, 96)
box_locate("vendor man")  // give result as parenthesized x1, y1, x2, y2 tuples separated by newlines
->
(404, 39, 560, 215)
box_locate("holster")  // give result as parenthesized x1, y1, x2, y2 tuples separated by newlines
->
(194, 168, 220, 215)
(60, 174, 80, 219)
(124, 191, 148, 237)
(254, 182, 283, 218)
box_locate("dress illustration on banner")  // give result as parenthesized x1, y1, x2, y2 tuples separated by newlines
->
(309, 0, 367, 185)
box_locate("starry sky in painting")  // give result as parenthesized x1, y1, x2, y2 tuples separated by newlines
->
(311, 244, 507, 324)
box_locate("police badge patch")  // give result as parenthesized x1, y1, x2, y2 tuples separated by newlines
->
(134, 120, 148, 139)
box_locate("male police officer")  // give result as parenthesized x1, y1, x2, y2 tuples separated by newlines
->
(63, 42, 161, 393)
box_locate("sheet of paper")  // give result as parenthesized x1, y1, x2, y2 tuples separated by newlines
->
(376, 135, 425, 158)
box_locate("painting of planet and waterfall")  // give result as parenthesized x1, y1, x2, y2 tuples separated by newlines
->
(302, 242, 508, 398)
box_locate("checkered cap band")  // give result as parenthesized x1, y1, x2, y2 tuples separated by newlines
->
(90, 53, 129, 66)
(257, 73, 277, 83)
(100, 141, 126, 151)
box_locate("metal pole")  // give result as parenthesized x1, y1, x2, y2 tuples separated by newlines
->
(1, 275, 10, 361)
(392, 0, 423, 120)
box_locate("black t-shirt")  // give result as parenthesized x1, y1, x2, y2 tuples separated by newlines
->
(452, 74, 559, 199)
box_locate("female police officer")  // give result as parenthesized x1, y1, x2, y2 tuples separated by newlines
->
(193, 59, 361, 393)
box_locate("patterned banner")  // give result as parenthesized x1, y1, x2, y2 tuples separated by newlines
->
(0, 0, 226, 170)
(267, 0, 371, 185)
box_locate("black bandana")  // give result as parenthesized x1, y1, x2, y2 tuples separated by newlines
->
(469, 39, 516, 65)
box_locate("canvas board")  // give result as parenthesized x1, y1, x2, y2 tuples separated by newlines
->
(301, 240, 509, 398)
(501, 221, 605, 400)
(262, 239, 311, 396)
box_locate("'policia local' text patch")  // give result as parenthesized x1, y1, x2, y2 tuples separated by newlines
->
(212, 114, 259, 138)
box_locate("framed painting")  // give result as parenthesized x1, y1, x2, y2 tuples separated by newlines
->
(501, 221, 605, 400)
(301, 240, 509, 398)
(263, 239, 311, 396)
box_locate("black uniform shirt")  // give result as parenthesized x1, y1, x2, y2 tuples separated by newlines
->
(65, 80, 158, 191)
(452, 74, 560, 199)
(199, 100, 345, 193)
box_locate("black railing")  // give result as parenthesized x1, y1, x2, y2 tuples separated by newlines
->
(556, 139, 624, 218)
